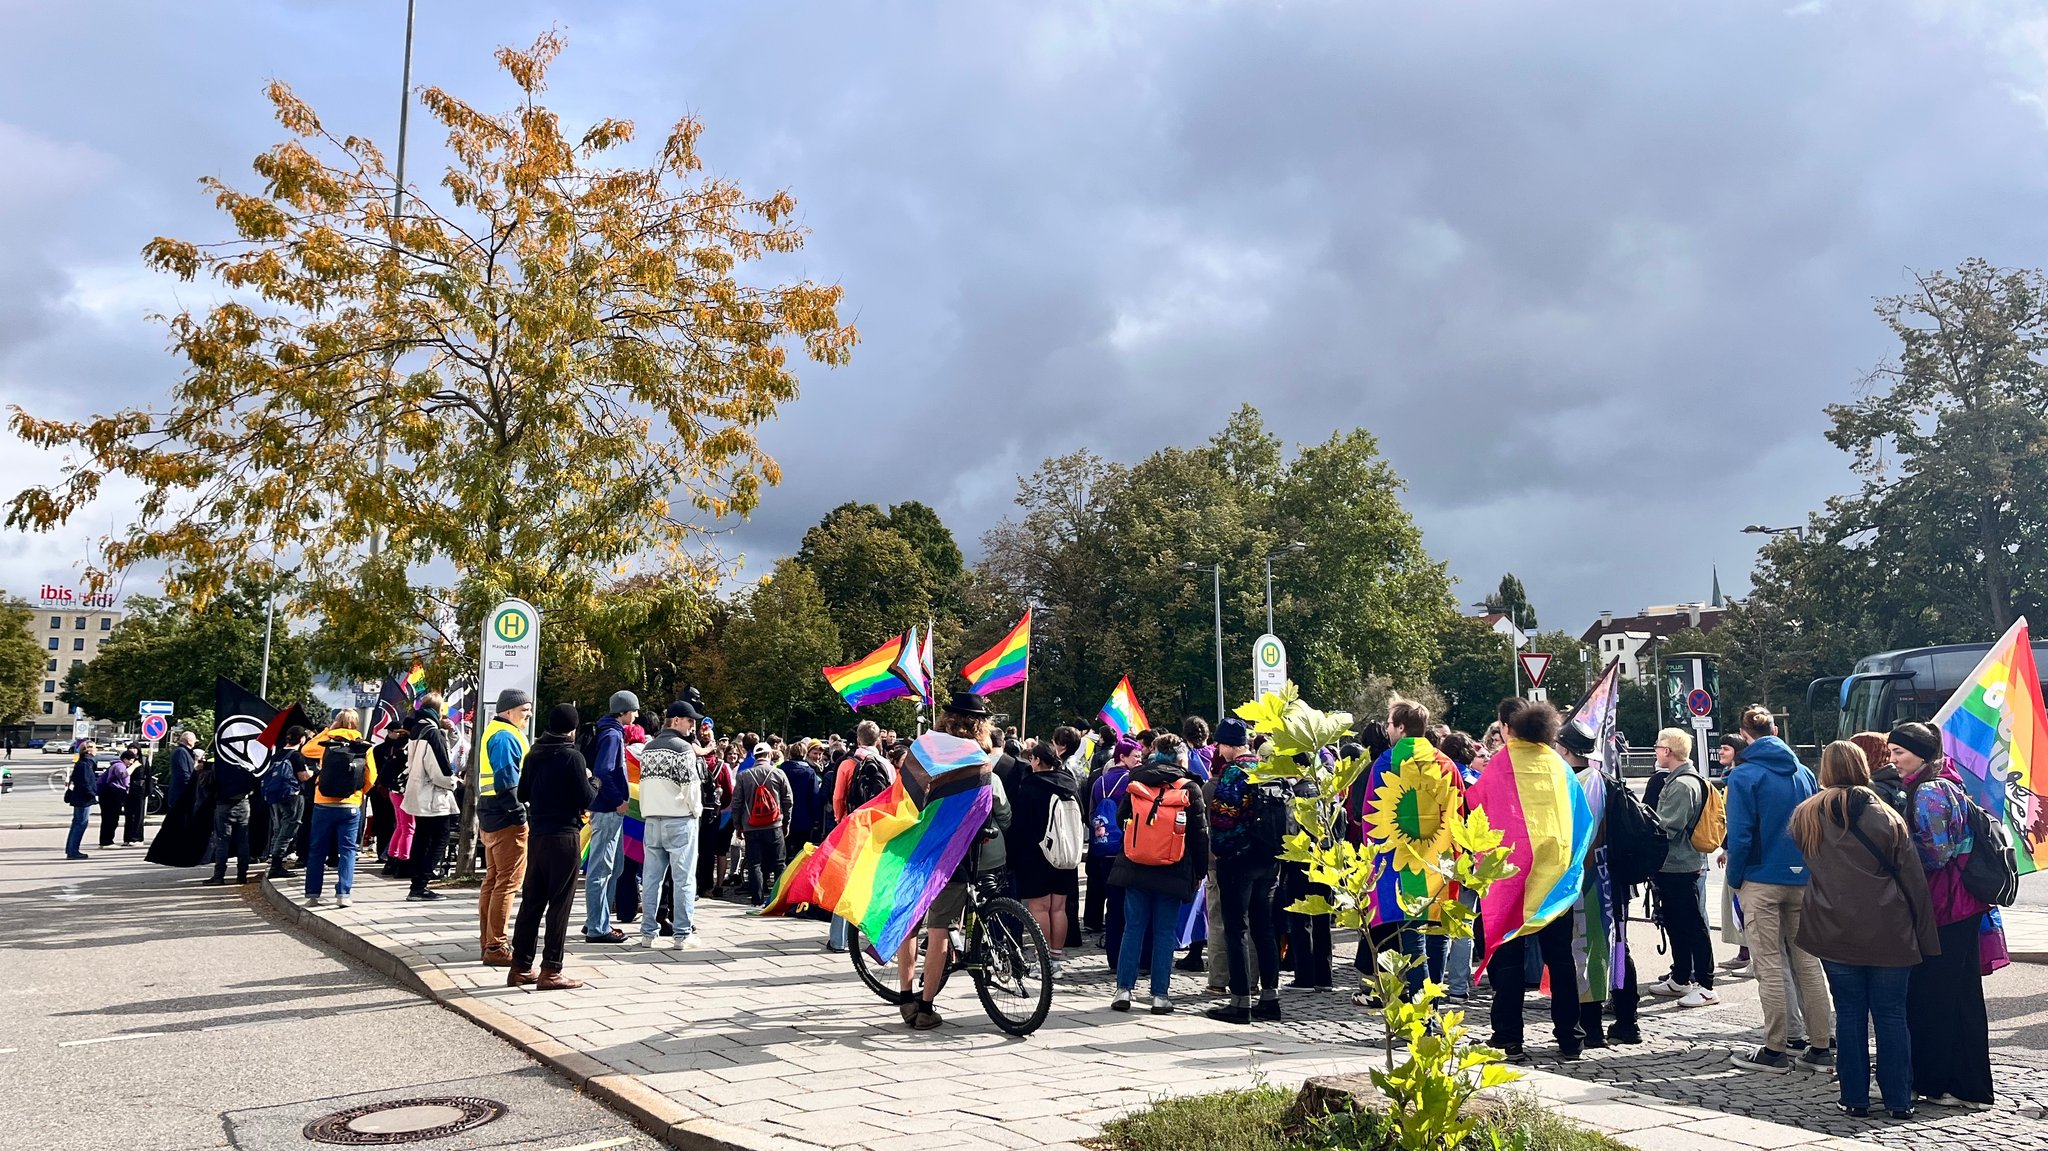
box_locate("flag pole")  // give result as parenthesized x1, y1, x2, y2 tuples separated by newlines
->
(1021, 669, 1030, 740)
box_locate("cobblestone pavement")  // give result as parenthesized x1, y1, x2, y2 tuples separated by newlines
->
(276, 874, 1895, 1151)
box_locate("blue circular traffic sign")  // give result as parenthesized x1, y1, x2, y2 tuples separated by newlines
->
(141, 714, 168, 741)
(1686, 688, 1714, 718)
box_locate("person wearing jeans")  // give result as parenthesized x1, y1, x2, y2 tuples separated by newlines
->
(304, 803, 362, 904)
(1789, 739, 1938, 1117)
(581, 692, 639, 943)
(635, 699, 706, 947)
(64, 742, 100, 860)
(1107, 746, 1210, 1014)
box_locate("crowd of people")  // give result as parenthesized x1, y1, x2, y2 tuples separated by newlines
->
(71, 680, 2012, 1123)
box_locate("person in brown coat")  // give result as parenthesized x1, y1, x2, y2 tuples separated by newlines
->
(1790, 740, 1939, 1120)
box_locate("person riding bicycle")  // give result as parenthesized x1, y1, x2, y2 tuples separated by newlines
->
(900, 692, 1012, 1031)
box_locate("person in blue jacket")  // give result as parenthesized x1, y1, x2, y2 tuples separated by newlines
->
(582, 691, 637, 943)
(1723, 705, 1833, 1074)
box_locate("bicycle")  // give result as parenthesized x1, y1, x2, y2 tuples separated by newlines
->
(848, 875, 1053, 1037)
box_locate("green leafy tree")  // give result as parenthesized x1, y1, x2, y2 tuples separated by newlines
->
(4, 30, 854, 692)
(1430, 617, 1512, 734)
(798, 503, 937, 653)
(0, 595, 43, 730)
(1825, 259, 2048, 632)
(723, 560, 845, 735)
(1527, 630, 1590, 707)
(1482, 573, 1539, 630)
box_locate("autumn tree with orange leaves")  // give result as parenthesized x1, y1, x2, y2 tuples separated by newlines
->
(7, 30, 856, 690)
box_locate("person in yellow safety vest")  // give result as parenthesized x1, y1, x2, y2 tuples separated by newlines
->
(477, 689, 533, 966)
(302, 709, 373, 908)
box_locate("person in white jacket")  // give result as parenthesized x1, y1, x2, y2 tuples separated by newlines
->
(400, 695, 461, 901)
(634, 700, 706, 948)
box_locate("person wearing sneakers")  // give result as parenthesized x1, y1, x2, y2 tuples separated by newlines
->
(582, 691, 638, 944)
(1206, 717, 1284, 1025)
(304, 711, 375, 908)
(1887, 721, 1997, 1112)
(477, 690, 533, 968)
(1109, 733, 1211, 1016)
(1724, 705, 1833, 1074)
(635, 700, 705, 949)
(1646, 728, 1721, 1010)
(510, 703, 601, 991)
(1790, 740, 1939, 1120)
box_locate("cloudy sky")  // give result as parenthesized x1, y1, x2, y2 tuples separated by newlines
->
(4, 0, 2047, 634)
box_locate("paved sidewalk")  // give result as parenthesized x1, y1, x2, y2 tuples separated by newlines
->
(266, 875, 1910, 1151)
(0, 823, 660, 1151)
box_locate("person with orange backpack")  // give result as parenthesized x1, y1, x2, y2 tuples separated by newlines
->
(1108, 735, 1210, 1014)
(731, 743, 794, 906)
(1646, 727, 1724, 1012)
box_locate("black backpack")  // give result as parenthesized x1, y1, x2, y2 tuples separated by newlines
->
(316, 740, 367, 799)
(846, 754, 890, 811)
(1961, 795, 2021, 907)
(1243, 780, 1297, 857)
(1602, 772, 1670, 888)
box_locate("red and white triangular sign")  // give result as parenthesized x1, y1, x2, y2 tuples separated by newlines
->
(1518, 652, 1553, 688)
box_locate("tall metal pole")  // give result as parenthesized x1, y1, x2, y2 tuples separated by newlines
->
(1264, 556, 1275, 636)
(1211, 564, 1225, 721)
(259, 595, 276, 699)
(369, 0, 417, 561)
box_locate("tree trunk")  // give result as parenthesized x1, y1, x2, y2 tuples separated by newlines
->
(1981, 495, 2015, 630)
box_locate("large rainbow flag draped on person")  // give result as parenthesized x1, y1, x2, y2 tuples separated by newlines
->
(1099, 676, 1149, 737)
(824, 634, 918, 710)
(1935, 617, 2048, 874)
(761, 731, 994, 956)
(963, 611, 1031, 695)
(1468, 737, 1594, 966)
(1358, 737, 1465, 927)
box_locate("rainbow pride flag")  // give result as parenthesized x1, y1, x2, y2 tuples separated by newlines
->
(1467, 738, 1593, 965)
(1099, 676, 1149, 737)
(582, 745, 646, 866)
(403, 662, 428, 702)
(1935, 617, 2048, 875)
(963, 611, 1031, 695)
(824, 634, 916, 710)
(762, 731, 993, 956)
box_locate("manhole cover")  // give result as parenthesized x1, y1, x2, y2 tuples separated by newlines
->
(304, 1096, 507, 1144)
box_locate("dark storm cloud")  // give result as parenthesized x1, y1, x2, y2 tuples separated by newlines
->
(6, 0, 2048, 630)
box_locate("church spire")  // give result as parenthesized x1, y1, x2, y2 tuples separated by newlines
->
(1711, 564, 1724, 608)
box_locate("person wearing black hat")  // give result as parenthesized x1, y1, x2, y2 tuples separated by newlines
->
(635, 700, 705, 949)
(1887, 721, 1996, 1111)
(899, 691, 1012, 1030)
(477, 689, 534, 967)
(510, 703, 600, 991)
(1556, 717, 1641, 1049)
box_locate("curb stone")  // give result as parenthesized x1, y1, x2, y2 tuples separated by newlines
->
(256, 875, 807, 1151)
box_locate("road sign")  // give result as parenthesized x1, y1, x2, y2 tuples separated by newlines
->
(1686, 688, 1714, 717)
(1518, 653, 1553, 689)
(1252, 634, 1288, 698)
(71, 717, 92, 743)
(140, 714, 168, 741)
(474, 597, 541, 736)
(138, 700, 174, 717)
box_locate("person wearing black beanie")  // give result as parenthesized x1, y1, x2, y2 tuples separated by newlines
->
(509, 702, 600, 991)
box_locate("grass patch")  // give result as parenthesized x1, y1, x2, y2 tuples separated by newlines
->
(1093, 1088, 1634, 1151)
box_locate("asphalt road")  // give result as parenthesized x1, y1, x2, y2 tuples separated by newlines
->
(0, 819, 661, 1151)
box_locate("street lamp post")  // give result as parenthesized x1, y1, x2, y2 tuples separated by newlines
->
(1741, 524, 1807, 540)
(1263, 542, 1306, 636)
(1181, 562, 1226, 721)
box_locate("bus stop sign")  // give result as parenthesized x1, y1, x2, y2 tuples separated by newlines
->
(1686, 688, 1714, 718)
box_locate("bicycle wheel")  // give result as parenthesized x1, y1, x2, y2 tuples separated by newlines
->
(849, 926, 921, 1005)
(971, 896, 1053, 1037)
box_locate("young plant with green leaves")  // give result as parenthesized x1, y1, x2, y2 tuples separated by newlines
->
(1236, 684, 1522, 1151)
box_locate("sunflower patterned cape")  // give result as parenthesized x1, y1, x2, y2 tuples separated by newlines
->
(1359, 737, 1466, 927)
